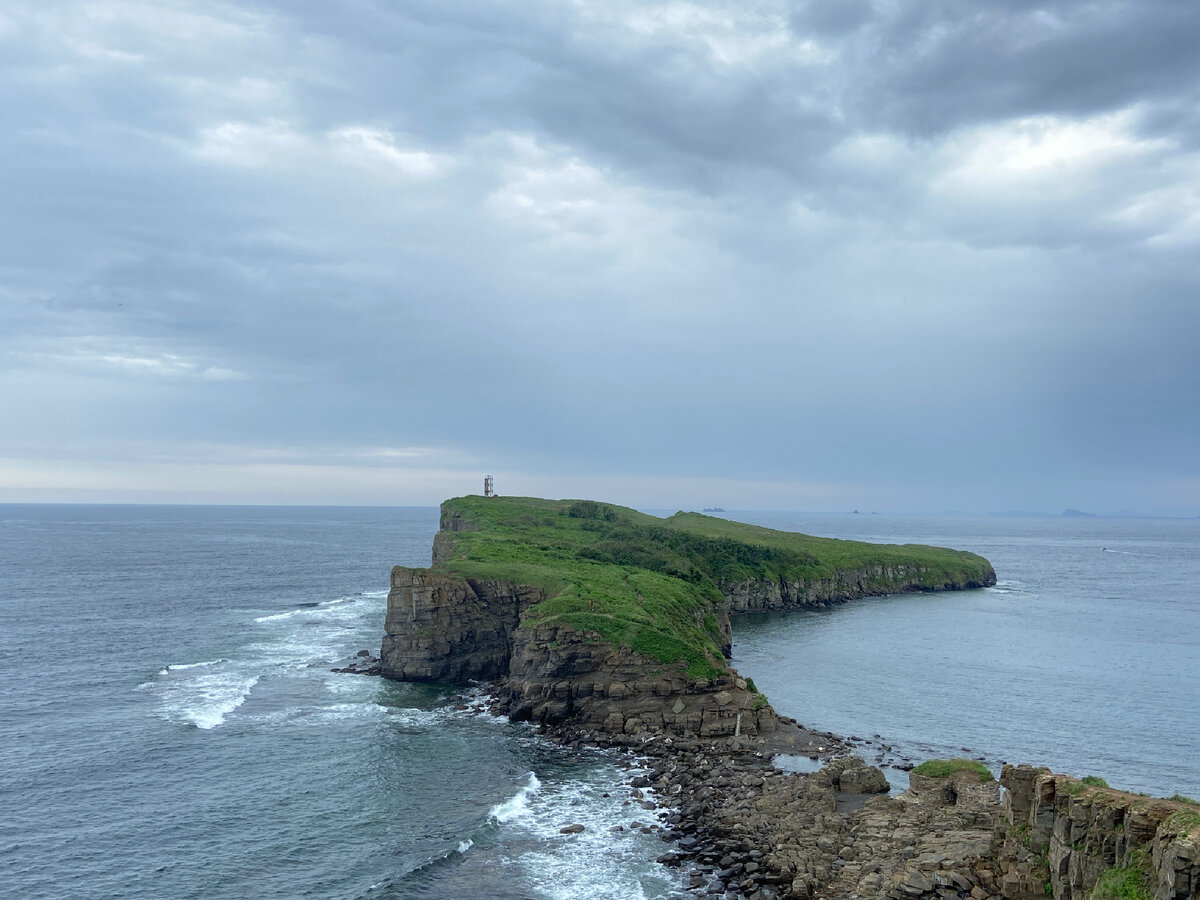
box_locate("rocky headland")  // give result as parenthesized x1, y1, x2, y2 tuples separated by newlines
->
(381, 495, 994, 742)
(375, 496, 1199, 898)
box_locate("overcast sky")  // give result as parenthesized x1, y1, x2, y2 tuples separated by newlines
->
(2, 0, 1198, 513)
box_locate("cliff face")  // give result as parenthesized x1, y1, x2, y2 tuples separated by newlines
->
(722, 562, 994, 614)
(998, 765, 1200, 900)
(381, 566, 773, 737)
(504, 618, 776, 737)
(380, 568, 544, 682)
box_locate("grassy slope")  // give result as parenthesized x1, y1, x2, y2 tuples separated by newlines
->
(431, 496, 994, 679)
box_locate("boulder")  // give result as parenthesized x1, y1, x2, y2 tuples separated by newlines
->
(826, 756, 890, 794)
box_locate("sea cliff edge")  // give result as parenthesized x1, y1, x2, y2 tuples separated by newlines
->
(382, 495, 994, 743)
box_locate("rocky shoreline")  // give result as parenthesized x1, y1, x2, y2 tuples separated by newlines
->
(524, 719, 999, 900)
(336, 656, 1199, 899)
(490, 690, 1200, 900)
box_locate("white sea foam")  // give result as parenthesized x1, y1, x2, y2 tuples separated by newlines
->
(989, 579, 1028, 594)
(144, 665, 261, 729)
(253, 591, 384, 623)
(234, 699, 387, 729)
(377, 696, 508, 731)
(325, 675, 374, 696)
(311, 702, 384, 724)
(142, 587, 388, 729)
(161, 658, 228, 672)
(246, 593, 386, 666)
(253, 610, 301, 623)
(456, 839, 473, 854)
(489, 772, 541, 823)
(382, 707, 445, 728)
(493, 762, 684, 899)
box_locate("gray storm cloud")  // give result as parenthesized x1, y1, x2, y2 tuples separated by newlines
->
(0, 0, 1197, 512)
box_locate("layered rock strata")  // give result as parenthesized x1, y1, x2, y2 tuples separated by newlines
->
(380, 568, 543, 682)
(504, 619, 777, 737)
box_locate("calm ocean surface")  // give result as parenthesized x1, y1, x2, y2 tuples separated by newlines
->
(2, 505, 1197, 899)
(728, 512, 1200, 799)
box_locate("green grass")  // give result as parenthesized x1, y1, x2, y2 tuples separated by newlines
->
(521, 565, 728, 678)
(911, 758, 995, 781)
(1170, 793, 1199, 806)
(1089, 852, 1152, 900)
(1063, 776, 1114, 797)
(430, 495, 997, 682)
(1165, 809, 1200, 833)
(662, 511, 994, 588)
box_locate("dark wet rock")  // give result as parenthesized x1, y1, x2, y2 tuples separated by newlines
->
(330, 651, 382, 675)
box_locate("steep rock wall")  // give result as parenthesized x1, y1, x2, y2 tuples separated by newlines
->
(999, 765, 1200, 900)
(722, 563, 995, 614)
(502, 619, 776, 738)
(381, 566, 773, 738)
(380, 568, 544, 682)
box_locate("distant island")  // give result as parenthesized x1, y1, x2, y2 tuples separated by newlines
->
(702, 506, 725, 512)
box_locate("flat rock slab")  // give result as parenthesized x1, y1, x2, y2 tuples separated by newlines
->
(837, 792, 877, 814)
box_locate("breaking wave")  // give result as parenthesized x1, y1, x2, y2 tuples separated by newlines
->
(139, 591, 388, 729)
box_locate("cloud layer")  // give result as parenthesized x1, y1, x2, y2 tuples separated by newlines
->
(2, 0, 1197, 512)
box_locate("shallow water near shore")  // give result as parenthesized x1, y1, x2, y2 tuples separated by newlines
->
(2, 505, 1197, 899)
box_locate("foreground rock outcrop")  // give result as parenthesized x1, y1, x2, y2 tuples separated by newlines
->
(570, 733, 1200, 900)
(996, 766, 1200, 900)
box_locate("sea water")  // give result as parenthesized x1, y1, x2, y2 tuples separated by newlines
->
(729, 513, 1200, 799)
(2, 506, 1197, 899)
(0, 506, 682, 900)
